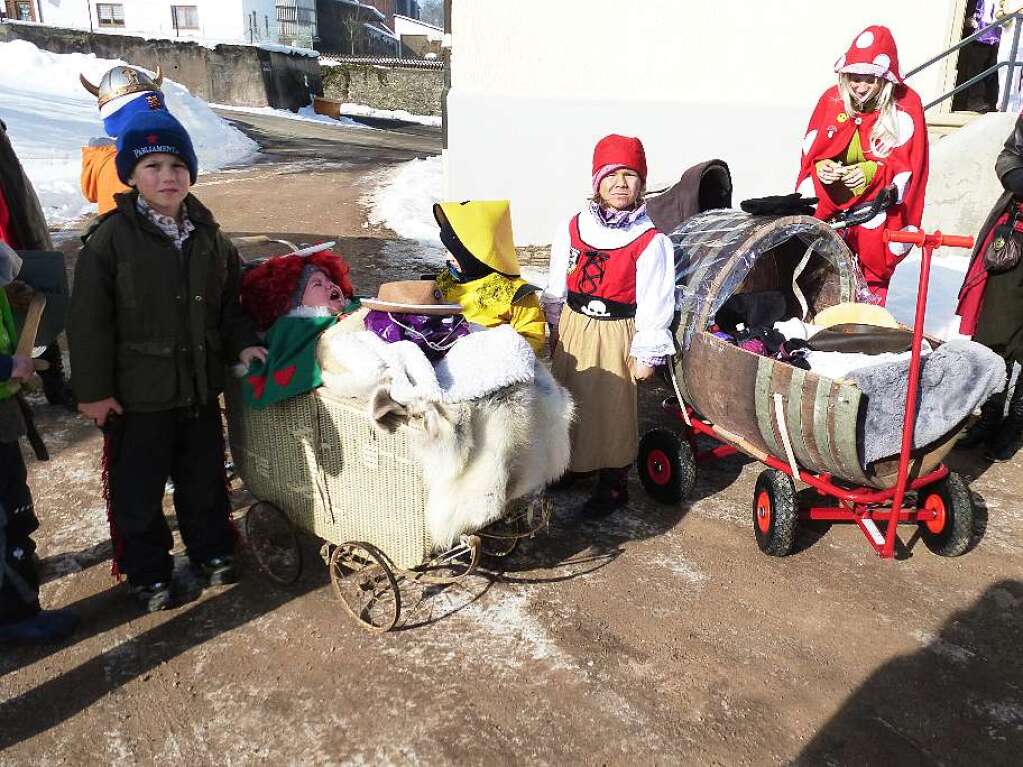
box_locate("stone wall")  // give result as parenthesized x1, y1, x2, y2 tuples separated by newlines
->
(321, 62, 442, 115)
(0, 22, 321, 110)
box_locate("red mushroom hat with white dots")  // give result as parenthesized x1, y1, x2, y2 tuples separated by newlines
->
(834, 25, 903, 85)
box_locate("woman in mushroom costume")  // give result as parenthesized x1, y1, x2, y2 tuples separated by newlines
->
(796, 25, 929, 304)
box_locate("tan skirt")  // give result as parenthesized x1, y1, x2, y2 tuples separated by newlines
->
(551, 308, 637, 473)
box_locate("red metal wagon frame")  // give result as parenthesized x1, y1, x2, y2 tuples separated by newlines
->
(650, 228, 975, 560)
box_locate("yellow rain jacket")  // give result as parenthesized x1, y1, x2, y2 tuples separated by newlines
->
(433, 200, 547, 354)
(81, 143, 130, 215)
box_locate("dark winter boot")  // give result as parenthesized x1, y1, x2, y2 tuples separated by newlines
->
(987, 379, 1023, 462)
(38, 343, 76, 411)
(958, 392, 1006, 449)
(195, 555, 239, 587)
(580, 467, 630, 518)
(130, 581, 173, 613)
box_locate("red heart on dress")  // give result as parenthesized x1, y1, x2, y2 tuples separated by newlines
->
(248, 375, 267, 400)
(273, 365, 297, 387)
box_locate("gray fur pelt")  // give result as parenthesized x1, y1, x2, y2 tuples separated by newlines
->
(370, 362, 574, 550)
(849, 339, 1006, 466)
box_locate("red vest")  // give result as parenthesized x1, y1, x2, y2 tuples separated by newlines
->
(0, 185, 15, 247)
(565, 214, 660, 320)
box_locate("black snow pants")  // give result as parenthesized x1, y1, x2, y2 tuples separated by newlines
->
(106, 402, 235, 587)
(0, 439, 40, 624)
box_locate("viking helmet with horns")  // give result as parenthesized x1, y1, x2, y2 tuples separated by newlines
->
(80, 65, 164, 108)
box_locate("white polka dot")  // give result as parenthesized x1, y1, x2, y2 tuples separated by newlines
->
(888, 226, 919, 256)
(802, 129, 818, 155)
(797, 176, 816, 198)
(894, 109, 915, 147)
(856, 31, 875, 49)
(861, 211, 888, 230)
(893, 171, 912, 202)
(873, 53, 890, 71)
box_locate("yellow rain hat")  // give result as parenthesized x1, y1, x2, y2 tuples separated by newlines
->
(434, 200, 521, 277)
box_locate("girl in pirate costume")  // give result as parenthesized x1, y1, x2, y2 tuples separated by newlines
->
(544, 135, 675, 517)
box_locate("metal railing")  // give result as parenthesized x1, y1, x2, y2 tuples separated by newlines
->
(905, 10, 1023, 111)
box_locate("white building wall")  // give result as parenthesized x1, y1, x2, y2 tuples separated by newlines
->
(448, 0, 965, 244)
(36, 1, 260, 43)
(394, 14, 442, 42)
(38, 0, 91, 27)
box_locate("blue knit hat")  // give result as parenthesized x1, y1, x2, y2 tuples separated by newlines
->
(115, 109, 198, 185)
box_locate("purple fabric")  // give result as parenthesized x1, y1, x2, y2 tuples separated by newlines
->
(588, 200, 648, 229)
(738, 337, 767, 356)
(364, 310, 470, 361)
(975, 1, 1001, 45)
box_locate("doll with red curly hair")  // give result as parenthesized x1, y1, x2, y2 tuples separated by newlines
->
(241, 248, 355, 331)
(239, 247, 358, 408)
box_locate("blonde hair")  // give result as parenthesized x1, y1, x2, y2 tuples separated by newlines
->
(838, 74, 898, 158)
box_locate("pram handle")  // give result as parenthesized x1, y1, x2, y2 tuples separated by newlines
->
(883, 230, 974, 250)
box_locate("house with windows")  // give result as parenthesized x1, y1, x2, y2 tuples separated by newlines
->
(316, 0, 400, 56)
(445, 0, 1015, 244)
(2, 1, 39, 22)
(27, 0, 317, 47)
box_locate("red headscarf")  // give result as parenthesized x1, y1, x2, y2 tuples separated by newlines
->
(591, 134, 648, 192)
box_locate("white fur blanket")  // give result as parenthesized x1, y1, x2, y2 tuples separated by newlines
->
(319, 323, 574, 549)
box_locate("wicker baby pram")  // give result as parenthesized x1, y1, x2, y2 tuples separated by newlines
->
(224, 379, 549, 631)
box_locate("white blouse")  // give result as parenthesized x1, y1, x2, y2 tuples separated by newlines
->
(543, 208, 676, 362)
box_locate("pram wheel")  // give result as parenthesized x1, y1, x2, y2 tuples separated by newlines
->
(330, 542, 401, 632)
(752, 470, 797, 557)
(638, 428, 696, 504)
(918, 473, 975, 557)
(245, 501, 302, 584)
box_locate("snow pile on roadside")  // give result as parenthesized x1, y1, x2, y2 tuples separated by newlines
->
(886, 251, 970, 341)
(365, 154, 444, 243)
(885, 111, 1018, 340)
(212, 102, 366, 129)
(339, 102, 441, 127)
(0, 39, 258, 226)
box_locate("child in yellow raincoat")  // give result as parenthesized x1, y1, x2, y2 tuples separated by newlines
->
(433, 200, 547, 354)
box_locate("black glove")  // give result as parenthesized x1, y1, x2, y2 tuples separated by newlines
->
(740, 193, 818, 217)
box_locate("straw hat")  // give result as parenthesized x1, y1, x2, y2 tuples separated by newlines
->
(361, 280, 463, 316)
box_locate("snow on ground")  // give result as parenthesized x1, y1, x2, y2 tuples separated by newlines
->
(0, 39, 258, 226)
(365, 154, 445, 262)
(336, 103, 441, 127)
(211, 102, 367, 129)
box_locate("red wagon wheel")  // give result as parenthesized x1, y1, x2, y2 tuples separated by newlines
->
(752, 469, 797, 557)
(918, 473, 974, 557)
(638, 428, 696, 504)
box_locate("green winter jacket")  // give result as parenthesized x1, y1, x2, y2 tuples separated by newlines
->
(68, 191, 258, 412)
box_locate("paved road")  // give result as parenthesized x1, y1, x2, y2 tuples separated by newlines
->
(213, 107, 442, 167)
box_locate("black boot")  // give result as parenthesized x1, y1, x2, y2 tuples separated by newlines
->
(987, 377, 1023, 462)
(580, 467, 629, 518)
(38, 343, 76, 411)
(958, 392, 1006, 449)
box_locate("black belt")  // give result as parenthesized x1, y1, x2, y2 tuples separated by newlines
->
(567, 292, 636, 320)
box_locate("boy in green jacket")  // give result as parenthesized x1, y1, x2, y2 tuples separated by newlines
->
(68, 111, 265, 612)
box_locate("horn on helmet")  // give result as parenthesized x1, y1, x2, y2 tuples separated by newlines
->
(79, 73, 101, 97)
(153, 65, 164, 89)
